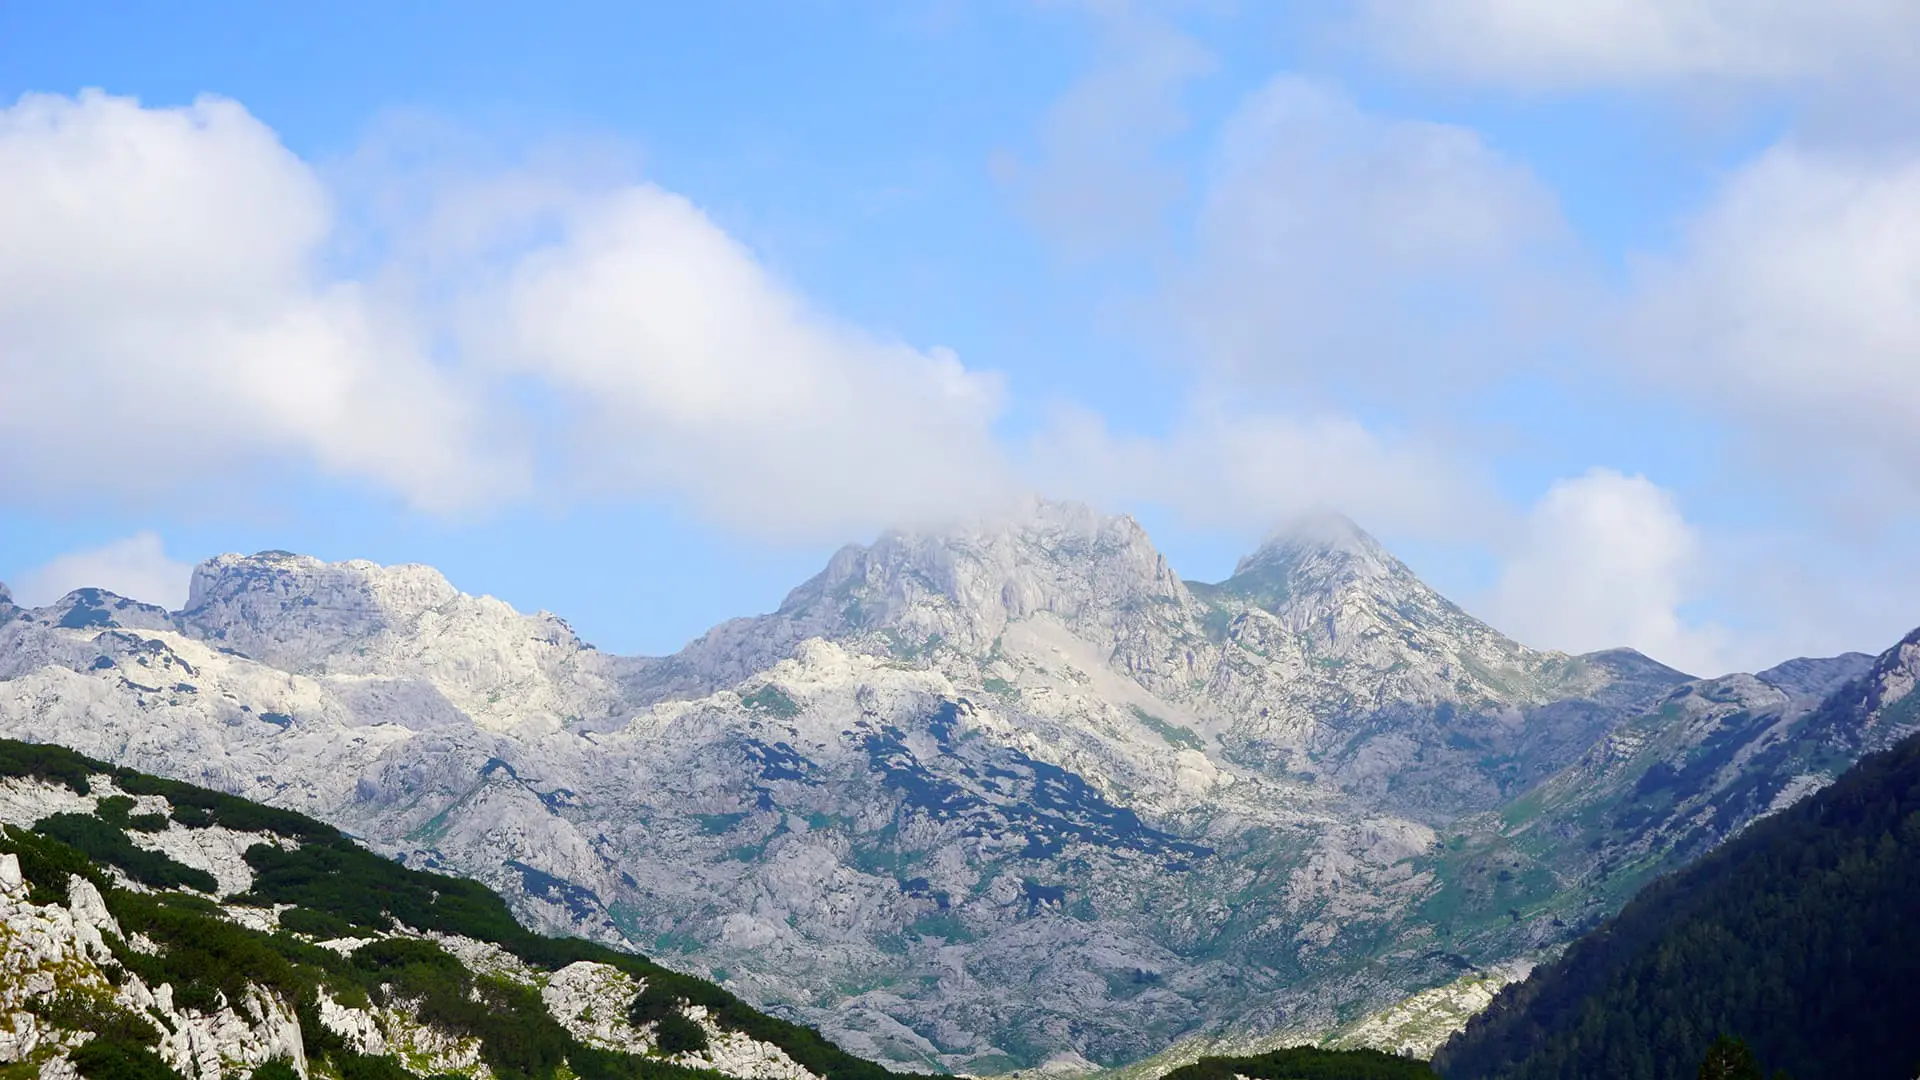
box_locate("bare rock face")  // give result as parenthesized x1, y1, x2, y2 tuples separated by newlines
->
(0, 500, 1898, 1073)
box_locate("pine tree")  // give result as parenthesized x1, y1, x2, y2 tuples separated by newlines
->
(1698, 1035, 1760, 1080)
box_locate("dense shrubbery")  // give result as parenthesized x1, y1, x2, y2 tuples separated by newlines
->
(1436, 732, 1920, 1080)
(277, 904, 369, 940)
(1162, 1047, 1437, 1080)
(0, 739, 99, 794)
(68, 1039, 180, 1080)
(1, 823, 107, 904)
(32, 813, 218, 893)
(630, 983, 711, 1055)
(28, 991, 171, 1080)
(107, 890, 310, 1012)
(249, 1062, 301, 1080)
(241, 833, 893, 1080)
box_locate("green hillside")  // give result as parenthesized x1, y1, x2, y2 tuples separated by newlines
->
(1432, 730, 1920, 1079)
(0, 738, 896, 1080)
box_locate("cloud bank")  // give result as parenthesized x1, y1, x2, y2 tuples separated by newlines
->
(0, 91, 512, 512)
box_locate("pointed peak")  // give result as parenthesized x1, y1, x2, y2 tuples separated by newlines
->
(1233, 510, 1392, 578)
(1204, 511, 1468, 638)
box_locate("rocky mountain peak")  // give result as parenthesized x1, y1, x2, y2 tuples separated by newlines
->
(178, 550, 464, 670)
(1863, 626, 1920, 718)
(1209, 512, 1481, 649)
(0, 582, 14, 622)
(651, 499, 1192, 697)
(43, 587, 174, 632)
(775, 498, 1185, 647)
(1233, 510, 1390, 579)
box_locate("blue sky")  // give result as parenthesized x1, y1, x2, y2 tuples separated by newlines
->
(3, 1, 1919, 674)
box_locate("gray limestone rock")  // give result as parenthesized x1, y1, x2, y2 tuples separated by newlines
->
(0, 500, 1901, 1072)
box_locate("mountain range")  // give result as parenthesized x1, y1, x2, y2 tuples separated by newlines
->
(0, 500, 1910, 1073)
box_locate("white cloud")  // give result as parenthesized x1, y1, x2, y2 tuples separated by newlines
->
(1029, 398, 1504, 540)
(1484, 469, 1734, 676)
(461, 183, 1016, 537)
(0, 91, 1017, 538)
(1355, 0, 1920, 91)
(12, 532, 194, 610)
(1629, 140, 1920, 509)
(1182, 77, 1572, 397)
(0, 90, 516, 512)
(996, 0, 1213, 259)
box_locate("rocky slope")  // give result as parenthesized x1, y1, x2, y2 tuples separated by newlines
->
(0, 738, 888, 1080)
(0, 500, 1889, 1072)
(1407, 637, 1912, 972)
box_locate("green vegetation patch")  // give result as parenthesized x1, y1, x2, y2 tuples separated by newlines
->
(1130, 706, 1205, 751)
(1163, 1047, 1436, 1080)
(0, 739, 99, 794)
(739, 685, 802, 718)
(0, 823, 109, 905)
(629, 983, 711, 1055)
(31, 813, 217, 894)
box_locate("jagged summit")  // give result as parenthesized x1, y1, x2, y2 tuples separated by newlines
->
(1234, 510, 1390, 576)
(180, 550, 475, 670)
(1198, 512, 1506, 664)
(770, 497, 1180, 642)
(159, 551, 629, 735)
(45, 587, 174, 631)
(185, 549, 462, 623)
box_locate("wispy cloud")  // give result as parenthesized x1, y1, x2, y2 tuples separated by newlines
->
(1352, 0, 1920, 92)
(12, 532, 193, 611)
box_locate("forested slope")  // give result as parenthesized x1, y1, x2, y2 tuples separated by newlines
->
(1433, 730, 1920, 1079)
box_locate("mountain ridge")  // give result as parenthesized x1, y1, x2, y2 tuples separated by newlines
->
(0, 501, 1892, 1073)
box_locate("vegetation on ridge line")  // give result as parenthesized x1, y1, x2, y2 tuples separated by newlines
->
(1161, 1046, 1437, 1080)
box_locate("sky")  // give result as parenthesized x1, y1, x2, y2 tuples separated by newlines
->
(3, 1, 1920, 676)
